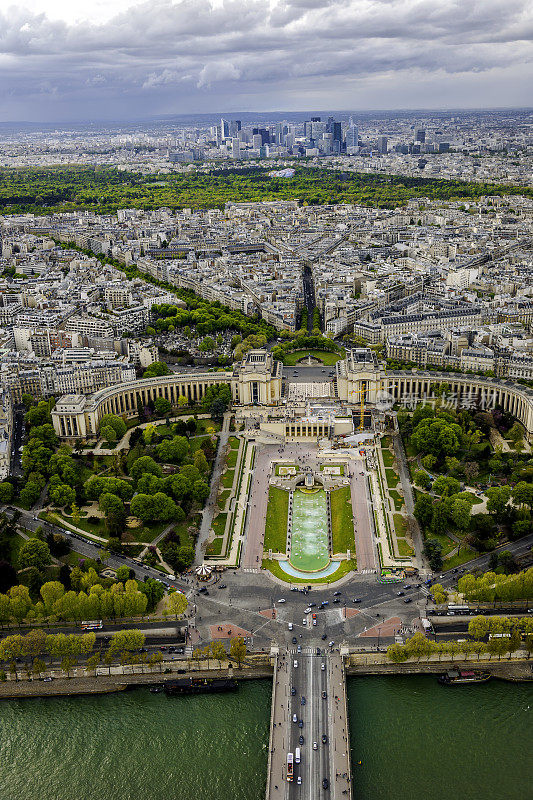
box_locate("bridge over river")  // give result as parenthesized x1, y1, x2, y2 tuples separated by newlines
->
(266, 648, 352, 800)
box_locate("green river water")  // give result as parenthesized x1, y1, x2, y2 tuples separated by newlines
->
(1, 676, 531, 800)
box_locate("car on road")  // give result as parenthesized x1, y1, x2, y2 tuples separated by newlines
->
(333, 591, 342, 596)
(297, 776, 302, 785)
(292, 637, 298, 644)
(43, 677, 53, 682)
(288, 623, 293, 630)
(313, 618, 317, 626)
(290, 587, 298, 592)
(297, 645, 302, 653)
(298, 720, 303, 728)
(322, 778, 329, 790)
(322, 690, 327, 699)
(397, 591, 405, 596)
(404, 597, 412, 603)
(321, 663, 326, 671)
(333, 598, 340, 604)
(321, 633, 327, 640)
(278, 598, 286, 603)
(313, 741, 318, 750)
(309, 602, 317, 607)
(219, 584, 227, 589)
(291, 687, 296, 696)
(294, 660, 298, 668)
(302, 618, 307, 625)
(301, 696, 306, 705)
(328, 641, 334, 648)
(293, 714, 298, 723)
(320, 601, 329, 607)
(352, 598, 362, 603)
(403, 584, 412, 590)
(299, 735, 304, 745)
(322, 734, 328, 744)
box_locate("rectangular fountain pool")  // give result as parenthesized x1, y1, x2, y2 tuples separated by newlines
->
(289, 488, 330, 572)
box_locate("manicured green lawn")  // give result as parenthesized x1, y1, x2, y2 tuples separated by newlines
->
(385, 468, 399, 488)
(206, 537, 224, 556)
(381, 436, 391, 449)
(393, 514, 408, 538)
(212, 513, 227, 538)
(389, 489, 404, 511)
(264, 487, 289, 553)
(227, 447, 239, 469)
(396, 538, 414, 557)
(444, 547, 477, 570)
(262, 558, 356, 583)
(425, 532, 456, 557)
(381, 448, 394, 468)
(330, 486, 356, 554)
(283, 349, 343, 366)
(221, 468, 235, 489)
(217, 489, 232, 510)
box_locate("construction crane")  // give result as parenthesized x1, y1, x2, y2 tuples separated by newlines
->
(349, 380, 387, 430)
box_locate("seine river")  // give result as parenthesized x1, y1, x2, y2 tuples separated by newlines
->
(1, 676, 531, 800)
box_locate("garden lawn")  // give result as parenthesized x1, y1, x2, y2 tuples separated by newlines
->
(283, 349, 343, 366)
(330, 486, 356, 553)
(385, 468, 400, 488)
(217, 489, 232, 510)
(425, 531, 456, 557)
(221, 468, 235, 489)
(381, 448, 394, 468)
(262, 558, 357, 584)
(206, 537, 224, 556)
(393, 514, 408, 538)
(264, 487, 289, 553)
(396, 538, 414, 557)
(212, 513, 227, 538)
(389, 489, 404, 511)
(444, 546, 477, 570)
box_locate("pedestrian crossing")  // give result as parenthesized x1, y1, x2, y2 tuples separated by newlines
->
(242, 567, 261, 573)
(287, 647, 323, 655)
(358, 568, 376, 575)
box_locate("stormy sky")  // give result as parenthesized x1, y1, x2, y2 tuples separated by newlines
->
(1, 0, 532, 122)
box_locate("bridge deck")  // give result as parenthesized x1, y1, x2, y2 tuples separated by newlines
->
(266, 648, 352, 800)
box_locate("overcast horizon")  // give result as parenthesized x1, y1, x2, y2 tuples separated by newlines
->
(1, 0, 532, 123)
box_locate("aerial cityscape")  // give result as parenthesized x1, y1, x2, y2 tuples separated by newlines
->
(0, 1, 532, 799)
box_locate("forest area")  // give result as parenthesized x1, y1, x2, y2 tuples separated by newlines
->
(0, 165, 531, 215)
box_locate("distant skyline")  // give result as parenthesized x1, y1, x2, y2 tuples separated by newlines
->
(1, 0, 532, 122)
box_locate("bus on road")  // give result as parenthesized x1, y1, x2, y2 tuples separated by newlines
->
(81, 620, 103, 630)
(287, 753, 294, 782)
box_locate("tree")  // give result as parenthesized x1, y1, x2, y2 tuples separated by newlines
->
(40, 581, 65, 614)
(167, 590, 188, 619)
(108, 629, 146, 656)
(432, 476, 461, 498)
(49, 483, 76, 509)
(414, 470, 431, 490)
(130, 456, 162, 483)
(0, 482, 14, 503)
(99, 492, 126, 518)
(512, 482, 533, 511)
(17, 539, 51, 571)
(386, 643, 408, 663)
(229, 636, 246, 667)
(468, 616, 489, 641)
(451, 498, 471, 534)
(414, 494, 434, 529)
(486, 486, 512, 521)
(142, 361, 170, 378)
(423, 538, 443, 571)
(98, 414, 126, 440)
(100, 425, 117, 443)
(178, 395, 189, 407)
(431, 583, 448, 605)
(154, 397, 172, 416)
(463, 462, 479, 484)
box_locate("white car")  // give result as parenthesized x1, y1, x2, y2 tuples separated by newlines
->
(294, 660, 298, 668)
(302, 619, 307, 626)
(313, 741, 318, 750)
(293, 713, 298, 723)
(288, 623, 293, 630)
(278, 599, 286, 604)
(297, 777, 302, 785)
(321, 663, 326, 671)
(304, 607, 312, 613)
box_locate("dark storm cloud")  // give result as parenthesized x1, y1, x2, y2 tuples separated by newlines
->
(0, 0, 531, 119)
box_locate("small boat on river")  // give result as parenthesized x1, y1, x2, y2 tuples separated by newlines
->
(438, 669, 491, 685)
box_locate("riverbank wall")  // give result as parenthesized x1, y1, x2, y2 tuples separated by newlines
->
(1, 653, 531, 701)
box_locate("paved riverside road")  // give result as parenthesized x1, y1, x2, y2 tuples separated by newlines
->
(348, 466, 376, 572)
